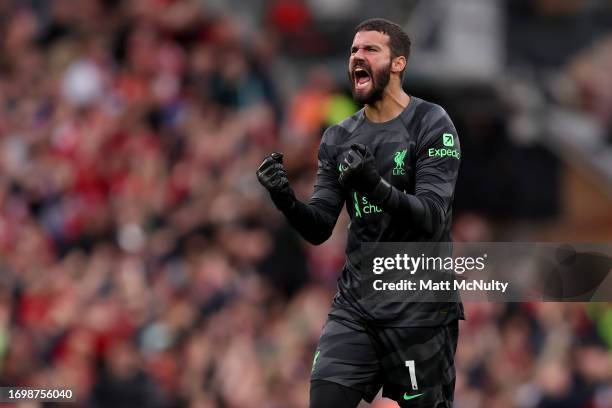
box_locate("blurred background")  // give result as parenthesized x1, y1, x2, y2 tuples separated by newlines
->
(0, 0, 610, 407)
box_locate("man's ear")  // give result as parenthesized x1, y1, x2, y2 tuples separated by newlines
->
(391, 56, 406, 75)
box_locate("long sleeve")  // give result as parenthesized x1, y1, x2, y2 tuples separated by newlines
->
(379, 111, 460, 238)
(282, 128, 345, 245)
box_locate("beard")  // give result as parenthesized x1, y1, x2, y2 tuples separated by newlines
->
(349, 59, 391, 105)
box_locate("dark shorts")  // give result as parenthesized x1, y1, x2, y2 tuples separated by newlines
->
(310, 316, 459, 407)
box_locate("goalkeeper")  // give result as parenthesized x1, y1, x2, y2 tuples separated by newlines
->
(257, 18, 463, 408)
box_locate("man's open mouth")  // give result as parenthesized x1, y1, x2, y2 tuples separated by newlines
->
(353, 67, 371, 89)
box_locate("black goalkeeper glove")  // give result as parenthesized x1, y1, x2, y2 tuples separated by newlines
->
(256, 152, 297, 211)
(338, 143, 392, 204)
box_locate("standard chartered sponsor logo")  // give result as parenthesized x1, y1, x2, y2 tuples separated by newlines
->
(353, 192, 363, 218)
(342, 164, 382, 218)
(361, 195, 382, 215)
(354, 192, 382, 217)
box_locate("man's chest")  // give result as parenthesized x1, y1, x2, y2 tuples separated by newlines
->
(335, 127, 418, 191)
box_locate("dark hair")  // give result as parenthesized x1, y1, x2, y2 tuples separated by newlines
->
(354, 18, 411, 79)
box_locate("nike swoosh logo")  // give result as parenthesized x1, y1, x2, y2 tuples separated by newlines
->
(403, 392, 424, 401)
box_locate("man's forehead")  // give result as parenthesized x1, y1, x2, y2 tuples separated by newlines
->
(351, 30, 390, 47)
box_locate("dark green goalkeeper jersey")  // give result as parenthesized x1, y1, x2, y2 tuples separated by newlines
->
(282, 96, 464, 327)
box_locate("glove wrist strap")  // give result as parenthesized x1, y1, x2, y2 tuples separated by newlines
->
(368, 178, 392, 205)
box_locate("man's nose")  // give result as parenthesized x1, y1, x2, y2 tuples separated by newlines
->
(351, 55, 366, 67)
(352, 48, 366, 59)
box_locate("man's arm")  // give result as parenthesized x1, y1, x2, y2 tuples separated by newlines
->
(257, 129, 345, 245)
(383, 120, 460, 236)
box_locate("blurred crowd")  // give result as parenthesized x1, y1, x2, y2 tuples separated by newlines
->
(0, 1, 610, 408)
(506, 0, 612, 139)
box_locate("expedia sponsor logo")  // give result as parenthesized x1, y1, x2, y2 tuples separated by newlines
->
(443, 133, 454, 147)
(428, 148, 460, 160)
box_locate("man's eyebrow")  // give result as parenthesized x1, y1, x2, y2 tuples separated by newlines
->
(351, 43, 382, 50)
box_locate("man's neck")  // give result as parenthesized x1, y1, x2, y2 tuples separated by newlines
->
(364, 86, 410, 123)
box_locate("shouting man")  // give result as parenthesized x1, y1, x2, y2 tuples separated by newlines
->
(257, 18, 463, 408)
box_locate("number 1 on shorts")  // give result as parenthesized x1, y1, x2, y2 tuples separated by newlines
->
(405, 360, 418, 390)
